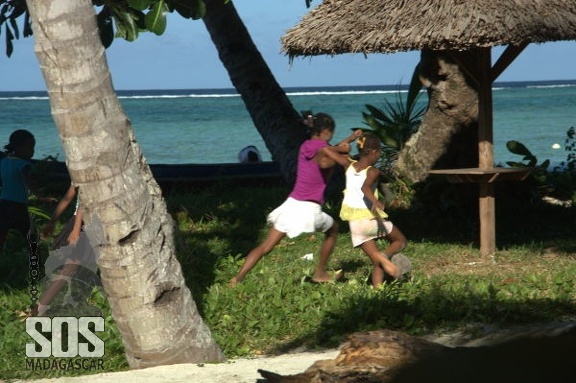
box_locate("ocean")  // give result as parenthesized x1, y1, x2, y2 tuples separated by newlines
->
(1, 80, 575, 167)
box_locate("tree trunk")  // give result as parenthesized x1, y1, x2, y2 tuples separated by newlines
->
(203, 0, 308, 183)
(395, 50, 480, 183)
(26, 0, 224, 369)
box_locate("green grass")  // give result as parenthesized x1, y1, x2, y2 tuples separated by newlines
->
(1, 180, 575, 380)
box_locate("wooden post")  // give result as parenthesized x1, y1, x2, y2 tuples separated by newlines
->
(479, 182, 495, 255)
(433, 46, 530, 256)
(478, 48, 496, 256)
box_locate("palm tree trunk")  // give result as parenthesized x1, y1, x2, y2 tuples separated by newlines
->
(395, 50, 479, 183)
(203, 0, 307, 183)
(26, 0, 224, 368)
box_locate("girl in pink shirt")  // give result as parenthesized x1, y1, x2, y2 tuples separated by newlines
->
(230, 113, 361, 286)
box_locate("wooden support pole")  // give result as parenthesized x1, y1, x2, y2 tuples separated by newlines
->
(478, 48, 496, 256)
(436, 47, 532, 256)
(479, 182, 495, 255)
(438, 46, 531, 255)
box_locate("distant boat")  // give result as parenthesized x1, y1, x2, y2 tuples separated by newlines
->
(34, 159, 283, 186)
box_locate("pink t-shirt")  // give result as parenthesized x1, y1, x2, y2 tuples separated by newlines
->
(289, 139, 331, 204)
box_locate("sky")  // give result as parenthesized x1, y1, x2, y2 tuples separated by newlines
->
(1, 0, 575, 91)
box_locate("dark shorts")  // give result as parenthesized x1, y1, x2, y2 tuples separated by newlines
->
(0, 199, 30, 235)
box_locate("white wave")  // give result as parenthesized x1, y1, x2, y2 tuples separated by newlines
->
(117, 93, 241, 99)
(527, 84, 576, 89)
(117, 90, 406, 99)
(286, 90, 405, 96)
(0, 96, 50, 101)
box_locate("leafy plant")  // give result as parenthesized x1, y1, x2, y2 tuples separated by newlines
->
(505, 127, 576, 203)
(27, 204, 50, 224)
(505, 140, 550, 169)
(97, 0, 205, 44)
(554, 127, 576, 173)
(0, 0, 206, 55)
(354, 64, 424, 208)
(0, 0, 32, 57)
(503, 140, 552, 199)
(360, 63, 426, 171)
(550, 127, 576, 202)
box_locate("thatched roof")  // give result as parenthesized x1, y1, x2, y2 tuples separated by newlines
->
(282, 0, 576, 57)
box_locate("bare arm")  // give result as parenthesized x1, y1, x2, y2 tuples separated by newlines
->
(333, 129, 363, 153)
(315, 129, 362, 168)
(361, 167, 385, 213)
(67, 207, 83, 244)
(318, 146, 353, 168)
(42, 184, 77, 238)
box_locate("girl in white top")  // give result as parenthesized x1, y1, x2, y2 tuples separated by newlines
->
(327, 133, 407, 287)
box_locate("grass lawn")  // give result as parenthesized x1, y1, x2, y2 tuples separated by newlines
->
(1, 180, 575, 380)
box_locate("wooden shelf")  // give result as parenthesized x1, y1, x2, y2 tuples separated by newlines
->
(428, 167, 533, 183)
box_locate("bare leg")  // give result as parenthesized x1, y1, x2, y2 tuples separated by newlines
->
(312, 222, 339, 283)
(32, 261, 80, 316)
(229, 227, 286, 287)
(383, 226, 407, 256)
(370, 257, 385, 287)
(360, 240, 399, 286)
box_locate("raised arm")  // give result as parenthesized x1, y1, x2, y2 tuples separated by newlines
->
(318, 146, 353, 168)
(333, 129, 363, 153)
(316, 129, 363, 169)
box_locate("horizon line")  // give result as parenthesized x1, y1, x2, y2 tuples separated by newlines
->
(1, 78, 576, 93)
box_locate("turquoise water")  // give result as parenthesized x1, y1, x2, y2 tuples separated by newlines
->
(1, 81, 575, 166)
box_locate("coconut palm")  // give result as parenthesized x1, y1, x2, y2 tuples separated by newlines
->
(25, 0, 224, 368)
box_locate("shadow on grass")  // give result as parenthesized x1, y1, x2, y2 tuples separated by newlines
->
(172, 179, 576, 320)
(390, 188, 576, 250)
(192, 180, 576, 354)
(166, 180, 290, 313)
(273, 284, 576, 353)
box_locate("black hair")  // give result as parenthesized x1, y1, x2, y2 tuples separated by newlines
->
(244, 150, 257, 162)
(301, 111, 335, 137)
(4, 129, 35, 154)
(356, 133, 381, 156)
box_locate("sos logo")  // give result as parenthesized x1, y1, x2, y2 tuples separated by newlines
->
(26, 317, 105, 358)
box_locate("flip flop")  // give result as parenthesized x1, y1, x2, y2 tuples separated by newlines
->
(333, 269, 344, 281)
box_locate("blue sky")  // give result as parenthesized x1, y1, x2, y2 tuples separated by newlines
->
(1, 0, 574, 91)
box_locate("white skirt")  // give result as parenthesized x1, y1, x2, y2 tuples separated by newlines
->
(348, 217, 394, 247)
(267, 197, 334, 238)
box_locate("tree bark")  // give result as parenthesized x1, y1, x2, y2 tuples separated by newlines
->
(203, 0, 308, 183)
(259, 326, 576, 383)
(395, 50, 479, 183)
(26, 0, 224, 369)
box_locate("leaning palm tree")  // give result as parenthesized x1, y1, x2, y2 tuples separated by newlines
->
(202, 0, 307, 183)
(25, 0, 224, 368)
